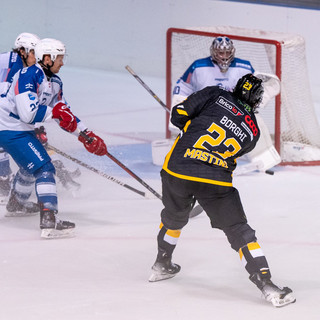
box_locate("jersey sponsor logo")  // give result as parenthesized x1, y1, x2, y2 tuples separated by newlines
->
(28, 93, 35, 100)
(28, 142, 44, 161)
(244, 115, 258, 136)
(220, 116, 247, 142)
(215, 78, 228, 82)
(183, 148, 228, 168)
(216, 96, 244, 116)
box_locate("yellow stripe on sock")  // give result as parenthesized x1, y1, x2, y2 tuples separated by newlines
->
(247, 242, 264, 258)
(166, 229, 181, 238)
(247, 242, 261, 250)
(239, 248, 243, 260)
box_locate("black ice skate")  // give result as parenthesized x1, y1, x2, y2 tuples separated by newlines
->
(6, 191, 40, 217)
(250, 273, 296, 307)
(40, 207, 75, 239)
(149, 252, 181, 282)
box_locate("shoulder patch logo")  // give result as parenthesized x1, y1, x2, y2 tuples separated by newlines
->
(216, 96, 244, 116)
(28, 93, 35, 100)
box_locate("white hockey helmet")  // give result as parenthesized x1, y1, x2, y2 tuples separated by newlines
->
(14, 32, 40, 54)
(35, 38, 66, 63)
(210, 36, 235, 72)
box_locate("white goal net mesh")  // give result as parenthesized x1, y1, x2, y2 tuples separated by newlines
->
(167, 26, 320, 164)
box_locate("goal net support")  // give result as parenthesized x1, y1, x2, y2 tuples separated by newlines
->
(166, 26, 320, 165)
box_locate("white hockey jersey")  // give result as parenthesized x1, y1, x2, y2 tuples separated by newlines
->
(0, 51, 23, 97)
(173, 56, 255, 99)
(0, 63, 86, 132)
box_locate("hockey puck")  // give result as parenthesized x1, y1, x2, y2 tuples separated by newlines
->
(265, 170, 274, 175)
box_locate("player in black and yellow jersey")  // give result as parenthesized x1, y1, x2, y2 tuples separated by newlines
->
(149, 74, 295, 308)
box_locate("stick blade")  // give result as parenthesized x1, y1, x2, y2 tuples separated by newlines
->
(189, 204, 203, 218)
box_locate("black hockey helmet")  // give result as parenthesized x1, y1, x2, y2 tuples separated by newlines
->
(233, 73, 264, 110)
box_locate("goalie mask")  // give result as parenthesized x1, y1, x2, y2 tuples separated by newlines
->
(210, 36, 235, 73)
(233, 74, 264, 110)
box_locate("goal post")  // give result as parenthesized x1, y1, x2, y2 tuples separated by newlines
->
(166, 26, 320, 166)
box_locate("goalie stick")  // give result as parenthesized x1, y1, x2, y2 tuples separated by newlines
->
(47, 144, 147, 198)
(125, 65, 170, 113)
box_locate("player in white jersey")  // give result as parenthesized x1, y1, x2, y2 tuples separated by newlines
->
(0, 33, 40, 205)
(172, 36, 254, 101)
(0, 33, 81, 207)
(171, 36, 281, 174)
(0, 38, 107, 239)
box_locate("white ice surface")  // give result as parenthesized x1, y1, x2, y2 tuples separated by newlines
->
(0, 66, 319, 320)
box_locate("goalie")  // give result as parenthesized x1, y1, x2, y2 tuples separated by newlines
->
(170, 36, 281, 174)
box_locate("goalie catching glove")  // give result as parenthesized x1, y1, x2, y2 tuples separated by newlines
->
(78, 130, 107, 156)
(52, 102, 77, 132)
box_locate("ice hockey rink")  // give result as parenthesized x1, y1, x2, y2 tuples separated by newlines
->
(0, 66, 319, 320)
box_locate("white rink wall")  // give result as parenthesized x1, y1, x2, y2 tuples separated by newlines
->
(1, 0, 320, 98)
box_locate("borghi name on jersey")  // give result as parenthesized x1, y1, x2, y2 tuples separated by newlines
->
(163, 86, 260, 187)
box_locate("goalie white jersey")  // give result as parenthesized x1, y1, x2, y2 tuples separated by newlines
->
(173, 56, 254, 98)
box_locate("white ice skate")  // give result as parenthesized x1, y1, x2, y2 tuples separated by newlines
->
(250, 273, 296, 307)
(149, 260, 181, 282)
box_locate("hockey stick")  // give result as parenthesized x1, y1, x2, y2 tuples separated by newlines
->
(126, 65, 277, 177)
(106, 150, 206, 217)
(125, 65, 170, 114)
(47, 144, 147, 198)
(105, 151, 162, 199)
(106, 149, 206, 217)
(124, 67, 205, 217)
(78, 131, 204, 218)
(78, 131, 162, 200)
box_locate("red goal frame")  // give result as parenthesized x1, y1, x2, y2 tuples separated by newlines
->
(166, 28, 282, 150)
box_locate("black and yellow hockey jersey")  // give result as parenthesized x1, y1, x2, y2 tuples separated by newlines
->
(162, 86, 260, 187)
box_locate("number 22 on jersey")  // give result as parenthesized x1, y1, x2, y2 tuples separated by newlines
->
(193, 122, 241, 159)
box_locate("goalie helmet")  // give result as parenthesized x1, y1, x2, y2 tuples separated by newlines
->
(14, 33, 40, 54)
(210, 36, 235, 72)
(35, 38, 66, 63)
(233, 73, 264, 110)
